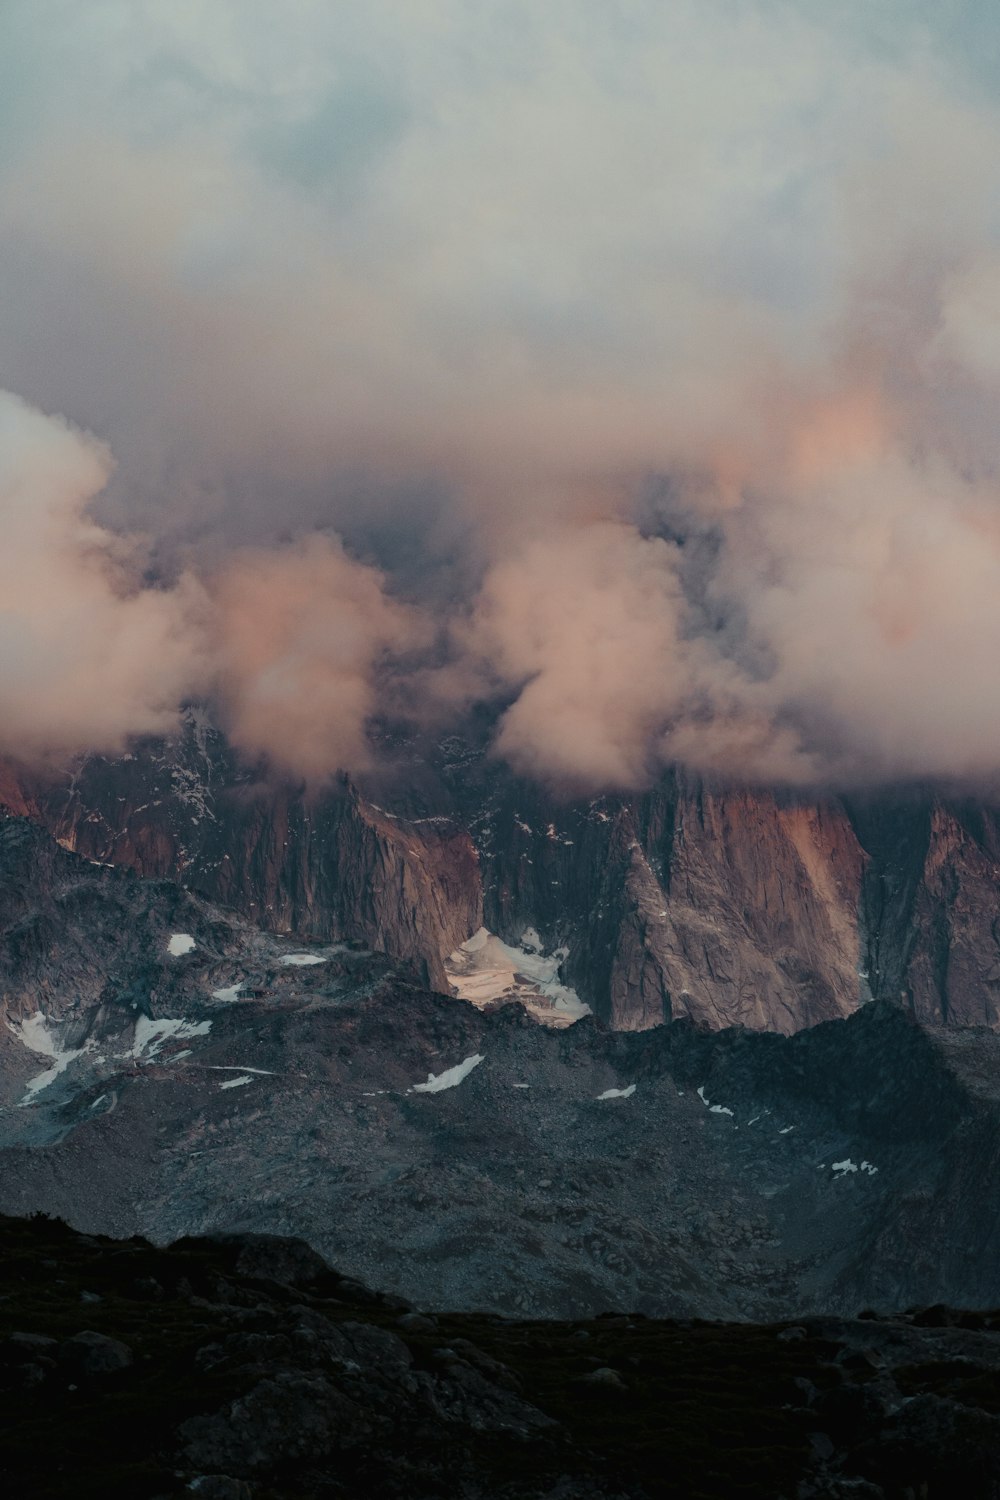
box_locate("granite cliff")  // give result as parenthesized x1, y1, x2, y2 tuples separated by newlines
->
(6, 716, 1000, 1035)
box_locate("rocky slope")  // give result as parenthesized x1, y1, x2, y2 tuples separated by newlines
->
(2, 720, 480, 995)
(7, 717, 1000, 1034)
(7, 1212, 1000, 1500)
(7, 818, 1000, 1322)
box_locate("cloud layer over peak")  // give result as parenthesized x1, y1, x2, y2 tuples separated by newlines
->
(3, 3, 1000, 790)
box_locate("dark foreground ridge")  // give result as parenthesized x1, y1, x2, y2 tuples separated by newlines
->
(4, 1214, 1000, 1499)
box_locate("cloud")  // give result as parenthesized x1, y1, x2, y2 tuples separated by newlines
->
(3, 4, 1000, 789)
(0, 1, 930, 525)
(0, 391, 210, 759)
(461, 523, 691, 789)
(0, 391, 422, 776)
(211, 537, 423, 779)
(712, 394, 1000, 784)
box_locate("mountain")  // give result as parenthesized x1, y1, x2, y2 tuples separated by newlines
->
(6, 712, 1000, 1033)
(7, 816, 1000, 1323)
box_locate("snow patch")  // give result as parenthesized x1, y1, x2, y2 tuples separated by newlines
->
(697, 1085, 734, 1117)
(8, 1014, 92, 1105)
(219, 1074, 254, 1090)
(596, 1084, 636, 1100)
(279, 952, 328, 967)
(831, 1158, 878, 1176)
(411, 1054, 484, 1094)
(209, 1065, 274, 1076)
(445, 927, 590, 1028)
(132, 1016, 212, 1061)
(167, 933, 196, 957)
(211, 983, 245, 1003)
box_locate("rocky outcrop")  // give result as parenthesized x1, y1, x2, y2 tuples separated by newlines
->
(0, 817, 233, 1041)
(13, 1212, 1000, 1500)
(0, 1214, 565, 1500)
(3, 722, 482, 993)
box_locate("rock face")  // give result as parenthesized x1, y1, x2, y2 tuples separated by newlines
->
(3, 721, 481, 994)
(889, 806, 1000, 1026)
(7, 715, 1000, 1032)
(848, 795, 1000, 1026)
(461, 775, 866, 1032)
(560, 786, 865, 1032)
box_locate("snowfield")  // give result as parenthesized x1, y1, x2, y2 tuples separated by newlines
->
(445, 927, 590, 1027)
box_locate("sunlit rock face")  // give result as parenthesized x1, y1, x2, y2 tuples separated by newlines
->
(7, 715, 1000, 1034)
